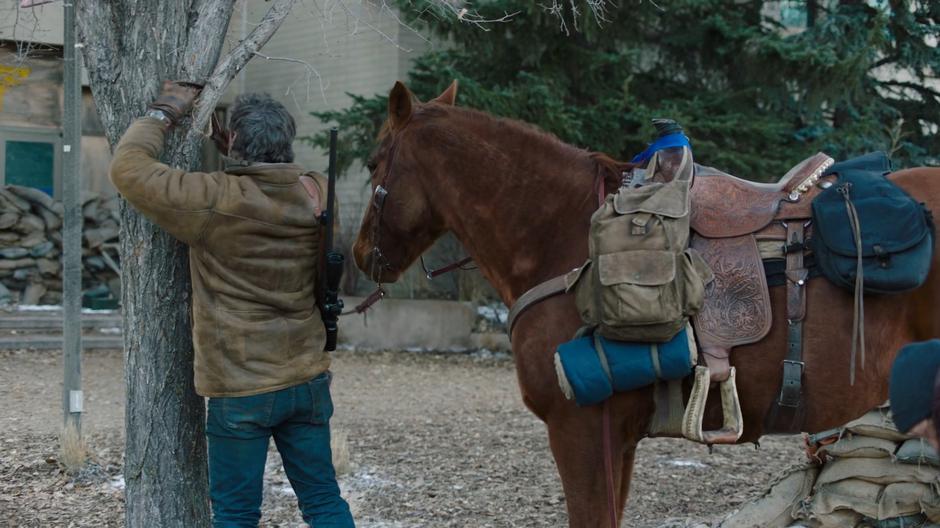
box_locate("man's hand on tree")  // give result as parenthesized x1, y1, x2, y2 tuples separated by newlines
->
(148, 80, 203, 127)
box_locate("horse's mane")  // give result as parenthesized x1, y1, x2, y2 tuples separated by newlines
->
(406, 103, 635, 176)
(377, 102, 635, 194)
(416, 104, 577, 151)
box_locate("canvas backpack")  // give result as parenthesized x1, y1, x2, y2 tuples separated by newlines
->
(569, 146, 713, 342)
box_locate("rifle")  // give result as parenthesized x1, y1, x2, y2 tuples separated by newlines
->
(319, 127, 344, 351)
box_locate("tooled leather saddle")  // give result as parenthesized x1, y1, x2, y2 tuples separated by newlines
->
(689, 153, 835, 434)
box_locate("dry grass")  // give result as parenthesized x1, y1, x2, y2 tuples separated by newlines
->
(331, 428, 351, 476)
(58, 422, 89, 475)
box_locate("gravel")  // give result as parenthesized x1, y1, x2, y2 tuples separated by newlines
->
(0, 348, 806, 527)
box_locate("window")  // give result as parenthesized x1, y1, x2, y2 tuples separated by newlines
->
(0, 127, 61, 197)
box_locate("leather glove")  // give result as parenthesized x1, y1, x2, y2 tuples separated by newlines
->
(148, 80, 203, 126)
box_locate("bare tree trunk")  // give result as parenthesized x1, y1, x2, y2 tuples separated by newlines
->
(75, 1, 298, 526)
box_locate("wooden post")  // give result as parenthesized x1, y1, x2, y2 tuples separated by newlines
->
(62, 0, 83, 434)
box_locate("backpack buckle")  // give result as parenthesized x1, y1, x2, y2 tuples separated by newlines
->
(631, 214, 651, 235)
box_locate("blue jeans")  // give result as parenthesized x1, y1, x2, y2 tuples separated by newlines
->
(206, 372, 354, 527)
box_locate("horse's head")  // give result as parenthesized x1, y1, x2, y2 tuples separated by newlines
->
(353, 80, 459, 283)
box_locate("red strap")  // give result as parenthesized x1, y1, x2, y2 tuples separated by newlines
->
(343, 287, 385, 316)
(425, 256, 474, 279)
(602, 400, 618, 528)
(595, 173, 607, 207)
(299, 175, 323, 216)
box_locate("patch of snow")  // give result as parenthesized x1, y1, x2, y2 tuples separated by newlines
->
(16, 305, 116, 314)
(665, 459, 707, 469)
(272, 483, 296, 497)
(471, 348, 511, 360)
(17, 304, 62, 311)
(476, 304, 508, 324)
(340, 469, 400, 492)
(107, 475, 125, 491)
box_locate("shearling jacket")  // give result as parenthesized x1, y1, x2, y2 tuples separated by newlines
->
(110, 117, 330, 397)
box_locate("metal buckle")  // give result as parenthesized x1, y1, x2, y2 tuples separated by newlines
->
(778, 359, 804, 408)
(782, 359, 804, 372)
(372, 185, 388, 209)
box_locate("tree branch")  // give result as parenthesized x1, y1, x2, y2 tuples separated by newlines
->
(881, 80, 940, 101)
(182, 0, 238, 82)
(184, 0, 300, 147)
(430, 0, 519, 31)
(252, 50, 329, 105)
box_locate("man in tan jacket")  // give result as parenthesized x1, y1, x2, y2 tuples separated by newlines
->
(110, 82, 354, 527)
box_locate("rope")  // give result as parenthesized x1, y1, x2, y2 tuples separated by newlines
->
(840, 183, 866, 385)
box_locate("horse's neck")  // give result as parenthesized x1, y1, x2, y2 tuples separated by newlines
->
(434, 136, 600, 306)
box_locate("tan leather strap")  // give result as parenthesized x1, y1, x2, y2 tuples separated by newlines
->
(840, 183, 866, 385)
(506, 275, 569, 338)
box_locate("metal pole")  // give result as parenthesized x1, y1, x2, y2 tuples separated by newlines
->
(62, 0, 83, 434)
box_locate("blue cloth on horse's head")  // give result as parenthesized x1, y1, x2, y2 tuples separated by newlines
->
(631, 133, 693, 164)
(890, 339, 940, 433)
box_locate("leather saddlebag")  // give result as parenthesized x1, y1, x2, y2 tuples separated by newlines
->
(811, 152, 934, 294)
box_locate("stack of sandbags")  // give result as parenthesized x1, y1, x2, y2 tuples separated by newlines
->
(0, 185, 121, 305)
(721, 404, 940, 528)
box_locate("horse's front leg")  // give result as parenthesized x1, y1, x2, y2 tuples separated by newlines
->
(546, 393, 650, 528)
(619, 440, 638, 514)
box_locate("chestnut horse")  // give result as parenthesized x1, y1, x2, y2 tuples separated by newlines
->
(352, 81, 940, 526)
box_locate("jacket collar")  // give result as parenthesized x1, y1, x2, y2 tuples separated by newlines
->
(223, 155, 305, 183)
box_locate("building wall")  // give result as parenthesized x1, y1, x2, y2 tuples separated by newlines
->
(0, 2, 64, 47)
(0, 43, 113, 199)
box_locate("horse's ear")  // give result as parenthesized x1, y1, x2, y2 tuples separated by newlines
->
(388, 81, 414, 130)
(431, 80, 458, 106)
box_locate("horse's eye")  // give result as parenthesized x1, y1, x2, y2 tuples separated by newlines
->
(367, 158, 378, 173)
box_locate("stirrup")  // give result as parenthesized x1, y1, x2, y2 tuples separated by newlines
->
(682, 365, 744, 445)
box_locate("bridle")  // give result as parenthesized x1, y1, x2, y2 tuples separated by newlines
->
(367, 182, 395, 282)
(352, 133, 475, 315)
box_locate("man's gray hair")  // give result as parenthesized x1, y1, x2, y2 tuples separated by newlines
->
(229, 93, 296, 164)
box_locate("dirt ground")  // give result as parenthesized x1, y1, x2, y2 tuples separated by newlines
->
(0, 348, 806, 527)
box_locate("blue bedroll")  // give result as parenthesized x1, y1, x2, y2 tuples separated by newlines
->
(555, 326, 695, 407)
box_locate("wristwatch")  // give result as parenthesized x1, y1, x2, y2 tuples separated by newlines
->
(145, 108, 172, 127)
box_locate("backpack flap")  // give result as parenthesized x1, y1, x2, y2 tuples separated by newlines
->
(594, 250, 684, 341)
(813, 192, 930, 258)
(613, 149, 692, 219)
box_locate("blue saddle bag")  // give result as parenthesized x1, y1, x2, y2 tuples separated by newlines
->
(554, 326, 695, 406)
(811, 152, 934, 294)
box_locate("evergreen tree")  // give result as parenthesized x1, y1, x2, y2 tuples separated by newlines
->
(309, 0, 939, 179)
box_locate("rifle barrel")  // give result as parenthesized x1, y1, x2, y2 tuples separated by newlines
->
(325, 127, 338, 252)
